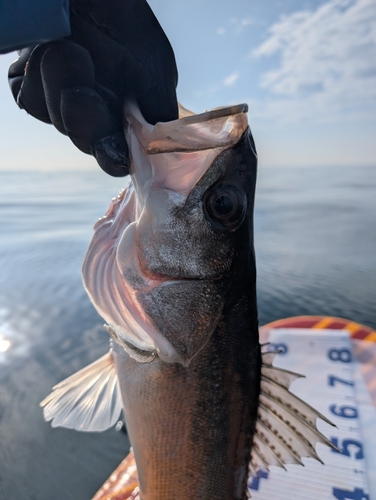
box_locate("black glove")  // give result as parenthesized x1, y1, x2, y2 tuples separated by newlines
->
(8, 0, 179, 177)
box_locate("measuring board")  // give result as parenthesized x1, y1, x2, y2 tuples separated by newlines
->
(248, 328, 370, 500)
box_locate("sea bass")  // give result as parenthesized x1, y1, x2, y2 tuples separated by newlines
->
(41, 104, 335, 500)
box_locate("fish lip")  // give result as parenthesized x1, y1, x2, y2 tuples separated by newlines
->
(137, 253, 227, 285)
(141, 271, 225, 284)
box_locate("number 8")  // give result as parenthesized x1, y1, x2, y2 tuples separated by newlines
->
(328, 348, 352, 363)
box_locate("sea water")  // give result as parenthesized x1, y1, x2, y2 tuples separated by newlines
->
(0, 166, 375, 499)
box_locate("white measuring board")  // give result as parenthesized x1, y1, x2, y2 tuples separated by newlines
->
(248, 328, 370, 500)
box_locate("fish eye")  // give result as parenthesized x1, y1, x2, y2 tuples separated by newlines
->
(204, 182, 247, 231)
(213, 194, 234, 216)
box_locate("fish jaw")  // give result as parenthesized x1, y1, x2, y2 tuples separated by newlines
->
(136, 280, 226, 364)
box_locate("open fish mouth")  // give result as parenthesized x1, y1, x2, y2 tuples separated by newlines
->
(82, 102, 250, 366)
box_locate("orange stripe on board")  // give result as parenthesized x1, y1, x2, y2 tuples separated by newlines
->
(312, 317, 335, 329)
(344, 321, 364, 334)
(365, 332, 376, 342)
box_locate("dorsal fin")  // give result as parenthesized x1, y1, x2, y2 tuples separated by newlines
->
(40, 351, 122, 432)
(249, 350, 338, 477)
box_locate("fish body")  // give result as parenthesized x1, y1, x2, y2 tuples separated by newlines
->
(84, 104, 259, 499)
(41, 104, 335, 500)
(114, 133, 259, 499)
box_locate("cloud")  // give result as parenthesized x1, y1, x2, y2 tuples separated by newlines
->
(240, 18, 253, 27)
(223, 72, 240, 87)
(228, 16, 254, 34)
(215, 17, 252, 37)
(216, 27, 226, 35)
(252, 0, 376, 121)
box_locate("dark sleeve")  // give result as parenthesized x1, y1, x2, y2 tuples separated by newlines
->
(0, 0, 71, 54)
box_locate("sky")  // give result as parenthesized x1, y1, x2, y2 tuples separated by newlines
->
(0, 0, 375, 170)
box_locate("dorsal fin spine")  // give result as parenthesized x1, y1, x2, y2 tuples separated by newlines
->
(249, 347, 336, 480)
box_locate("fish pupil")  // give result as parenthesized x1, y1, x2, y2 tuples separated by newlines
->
(214, 195, 234, 216)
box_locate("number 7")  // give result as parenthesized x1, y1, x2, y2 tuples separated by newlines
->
(328, 375, 354, 387)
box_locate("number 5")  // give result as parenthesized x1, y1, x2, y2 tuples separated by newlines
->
(331, 438, 364, 459)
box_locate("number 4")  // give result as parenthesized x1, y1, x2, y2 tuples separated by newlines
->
(333, 487, 369, 499)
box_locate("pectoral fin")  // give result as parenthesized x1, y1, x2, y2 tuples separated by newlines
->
(40, 351, 122, 432)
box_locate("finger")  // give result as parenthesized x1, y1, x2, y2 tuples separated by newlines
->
(92, 133, 130, 177)
(60, 86, 129, 176)
(9, 45, 52, 124)
(40, 40, 95, 134)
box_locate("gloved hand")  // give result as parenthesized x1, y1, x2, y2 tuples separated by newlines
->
(8, 0, 179, 177)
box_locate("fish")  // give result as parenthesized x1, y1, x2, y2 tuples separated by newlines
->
(40, 103, 336, 499)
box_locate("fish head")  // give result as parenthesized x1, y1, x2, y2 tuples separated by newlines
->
(82, 103, 257, 366)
